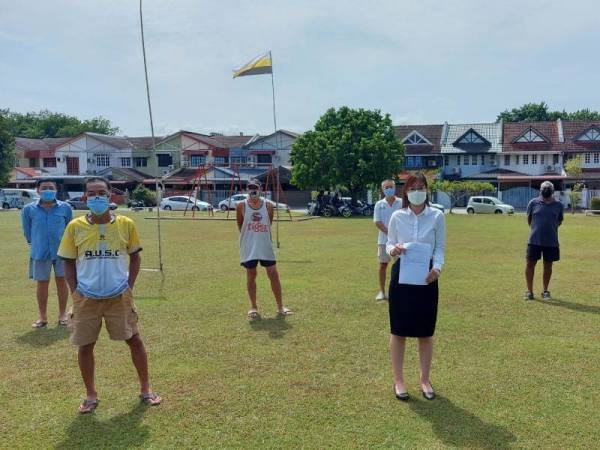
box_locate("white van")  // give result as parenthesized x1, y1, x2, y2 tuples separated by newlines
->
(0, 189, 40, 209)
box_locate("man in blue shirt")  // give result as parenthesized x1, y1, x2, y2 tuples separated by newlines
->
(524, 181, 564, 301)
(21, 179, 73, 327)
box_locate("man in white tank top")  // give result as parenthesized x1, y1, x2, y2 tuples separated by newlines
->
(236, 180, 293, 319)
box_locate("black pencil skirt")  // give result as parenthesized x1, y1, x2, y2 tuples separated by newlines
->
(388, 259, 439, 337)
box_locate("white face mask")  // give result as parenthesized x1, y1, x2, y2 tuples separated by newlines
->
(407, 190, 427, 206)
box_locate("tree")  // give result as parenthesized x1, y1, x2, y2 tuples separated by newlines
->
(1, 109, 119, 138)
(498, 102, 600, 122)
(291, 107, 404, 200)
(564, 155, 583, 214)
(131, 184, 156, 206)
(430, 180, 495, 213)
(0, 112, 16, 185)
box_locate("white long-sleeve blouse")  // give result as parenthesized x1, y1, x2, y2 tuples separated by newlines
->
(386, 206, 446, 271)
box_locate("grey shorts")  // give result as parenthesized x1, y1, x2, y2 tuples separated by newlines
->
(378, 244, 392, 263)
(29, 258, 65, 281)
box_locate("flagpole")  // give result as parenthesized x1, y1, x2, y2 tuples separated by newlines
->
(269, 51, 281, 249)
(139, 0, 164, 275)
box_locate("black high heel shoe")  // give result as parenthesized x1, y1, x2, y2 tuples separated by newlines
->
(393, 384, 410, 401)
(421, 384, 435, 400)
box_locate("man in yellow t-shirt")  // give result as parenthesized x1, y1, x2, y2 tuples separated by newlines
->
(58, 176, 162, 414)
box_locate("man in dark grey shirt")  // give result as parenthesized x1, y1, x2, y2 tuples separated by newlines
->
(524, 181, 564, 300)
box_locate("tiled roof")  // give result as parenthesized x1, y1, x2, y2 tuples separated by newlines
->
(126, 136, 162, 149)
(561, 120, 600, 152)
(502, 121, 562, 152)
(441, 122, 502, 154)
(15, 137, 72, 152)
(394, 125, 443, 155)
(210, 135, 255, 148)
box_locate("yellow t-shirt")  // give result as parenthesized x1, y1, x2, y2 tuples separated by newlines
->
(58, 214, 142, 299)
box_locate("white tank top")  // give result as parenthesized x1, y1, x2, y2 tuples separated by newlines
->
(240, 199, 276, 263)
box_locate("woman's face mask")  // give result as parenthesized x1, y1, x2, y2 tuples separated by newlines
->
(407, 189, 427, 206)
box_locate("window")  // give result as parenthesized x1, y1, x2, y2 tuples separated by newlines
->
(504, 155, 510, 166)
(443, 156, 449, 166)
(427, 159, 437, 167)
(553, 154, 559, 165)
(403, 131, 429, 145)
(483, 198, 494, 205)
(515, 128, 546, 143)
(231, 156, 247, 165)
(406, 156, 415, 168)
(157, 154, 172, 167)
(577, 127, 600, 142)
(43, 158, 57, 168)
(214, 156, 229, 165)
(96, 154, 110, 167)
(457, 130, 486, 144)
(531, 154, 537, 165)
(190, 155, 206, 167)
(471, 154, 477, 165)
(523, 155, 529, 164)
(595, 153, 600, 164)
(134, 157, 148, 167)
(472, 198, 482, 203)
(490, 154, 496, 165)
(256, 154, 272, 165)
(585, 153, 591, 164)
(29, 158, 39, 168)
(463, 155, 469, 165)
(515, 155, 520, 165)
(120, 157, 131, 167)
(480, 155, 485, 165)
(541, 154, 546, 165)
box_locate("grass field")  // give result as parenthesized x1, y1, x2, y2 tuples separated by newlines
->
(0, 210, 598, 449)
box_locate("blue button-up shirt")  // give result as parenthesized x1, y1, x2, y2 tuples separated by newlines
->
(21, 200, 73, 260)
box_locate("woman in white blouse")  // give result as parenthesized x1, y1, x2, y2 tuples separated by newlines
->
(386, 173, 446, 401)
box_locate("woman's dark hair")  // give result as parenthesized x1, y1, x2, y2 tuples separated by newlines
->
(401, 172, 430, 208)
(84, 176, 111, 191)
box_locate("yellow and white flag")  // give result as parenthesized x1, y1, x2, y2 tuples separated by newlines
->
(233, 52, 272, 78)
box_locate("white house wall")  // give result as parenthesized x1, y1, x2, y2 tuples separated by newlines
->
(55, 136, 132, 175)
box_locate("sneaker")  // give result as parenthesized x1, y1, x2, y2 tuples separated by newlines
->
(541, 291, 551, 300)
(523, 291, 534, 301)
(375, 291, 386, 301)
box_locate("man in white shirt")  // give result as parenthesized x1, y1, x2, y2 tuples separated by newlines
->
(373, 179, 403, 301)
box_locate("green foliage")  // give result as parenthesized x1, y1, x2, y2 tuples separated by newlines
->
(1, 108, 119, 138)
(131, 184, 156, 206)
(564, 155, 583, 178)
(567, 182, 584, 214)
(291, 107, 404, 199)
(0, 112, 16, 185)
(497, 102, 600, 122)
(430, 180, 495, 212)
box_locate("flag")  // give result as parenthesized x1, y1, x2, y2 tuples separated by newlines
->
(233, 52, 272, 78)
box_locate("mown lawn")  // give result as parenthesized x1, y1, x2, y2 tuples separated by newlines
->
(0, 209, 598, 449)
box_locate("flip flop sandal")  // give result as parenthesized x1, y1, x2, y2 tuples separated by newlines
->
(58, 319, 69, 326)
(31, 321, 48, 328)
(277, 307, 294, 316)
(247, 309, 260, 320)
(140, 392, 162, 406)
(78, 399, 99, 415)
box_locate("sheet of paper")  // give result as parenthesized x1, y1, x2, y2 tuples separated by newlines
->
(398, 242, 433, 285)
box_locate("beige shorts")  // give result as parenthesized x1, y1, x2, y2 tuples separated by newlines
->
(378, 244, 392, 263)
(69, 288, 139, 346)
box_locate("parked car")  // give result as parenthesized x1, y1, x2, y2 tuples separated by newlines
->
(67, 196, 118, 210)
(160, 196, 211, 211)
(466, 196, 514, 215)
(430, 203, 445, 213)
(0, 188, 38, 208)
(218, 194, 289, 211)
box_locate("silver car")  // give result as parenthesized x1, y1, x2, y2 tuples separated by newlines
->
(467, 196, 514, 215)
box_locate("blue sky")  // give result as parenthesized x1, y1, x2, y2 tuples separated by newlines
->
(1, 0, 599, 136)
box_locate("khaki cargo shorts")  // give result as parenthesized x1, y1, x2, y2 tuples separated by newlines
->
(378, 244, 392, 263)
(69, 288, 139, 346)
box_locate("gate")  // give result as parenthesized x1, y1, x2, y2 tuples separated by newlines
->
(501, 187, 537, 209)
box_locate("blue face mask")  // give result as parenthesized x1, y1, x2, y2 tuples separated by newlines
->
(383, 187, 396, 197)
(87, 196, 110, 215)
(40, 190, 57, 202)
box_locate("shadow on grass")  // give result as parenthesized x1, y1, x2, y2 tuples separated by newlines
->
(54, 403, 149, 450)
(249, 316, 293, 339)
(278, 260, 314, 264)
(408, 395, 516, 450)
(16, 325, 69, 347)
(534, 298, 600, 315)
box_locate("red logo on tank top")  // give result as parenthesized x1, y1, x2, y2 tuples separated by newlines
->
(252, 212, 262, 222)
